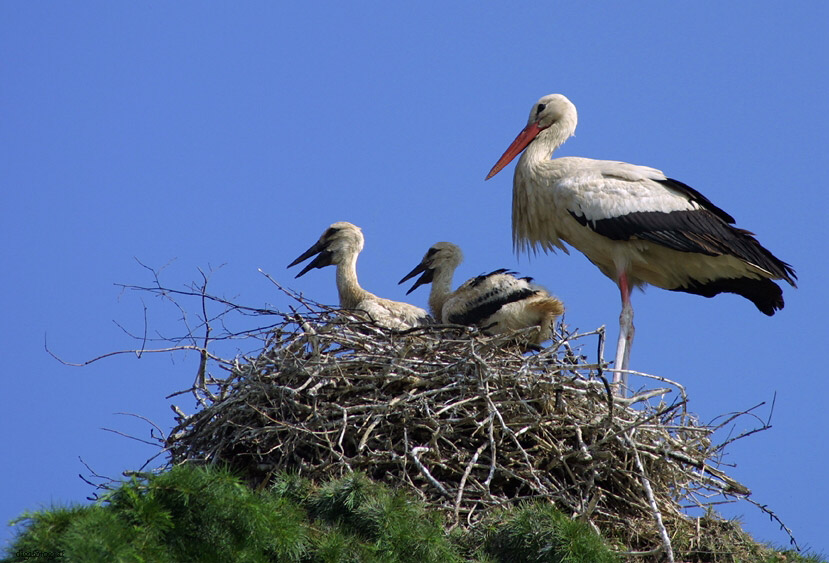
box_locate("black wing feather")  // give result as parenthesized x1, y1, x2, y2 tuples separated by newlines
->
(447, 286, 536, 326)
(568, 192, 796, 286)
(656, 178, 736, 223)
(671, 277, 785, 316)
(468, 269, 515, 288)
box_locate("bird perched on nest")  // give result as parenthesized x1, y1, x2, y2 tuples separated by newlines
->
(399, 242, 564, 346)
(485, 93, 796, 381)
(288, 221, 430, 330)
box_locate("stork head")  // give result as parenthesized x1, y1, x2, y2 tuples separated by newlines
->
(486, 93, 578, 180)
(399, 241, 463, 294)
(288, 221, 364, 278)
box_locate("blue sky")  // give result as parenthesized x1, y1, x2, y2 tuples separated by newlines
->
(2, 2, 827, 556)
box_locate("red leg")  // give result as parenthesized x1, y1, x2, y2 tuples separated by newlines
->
(613, 271, 635, 395)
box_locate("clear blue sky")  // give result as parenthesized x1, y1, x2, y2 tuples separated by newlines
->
(2, 2, 827, 556)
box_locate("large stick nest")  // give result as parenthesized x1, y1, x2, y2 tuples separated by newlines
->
(164, 294, 771, 555)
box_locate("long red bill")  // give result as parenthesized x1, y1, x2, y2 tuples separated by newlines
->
(485, 122, 543, 180)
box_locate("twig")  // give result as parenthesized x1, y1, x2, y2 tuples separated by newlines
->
(453, 441, 489, 527)
(100, 427, 161, 448)
(410, 446, 450, 497)
(743, 496, 800, 551)
(625, 432, 674, 562)
(45, 341, 209, 367)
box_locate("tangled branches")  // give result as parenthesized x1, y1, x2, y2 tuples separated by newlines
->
(154, 276, 792, 559)
(60, 266, 798, 560)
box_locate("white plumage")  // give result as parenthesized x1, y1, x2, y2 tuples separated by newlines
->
(288, 222, 430, 330)
(399, 242, 564, 346)
(486, 94, 796, 386)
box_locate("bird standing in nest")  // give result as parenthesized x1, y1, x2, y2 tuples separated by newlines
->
(400, 241, 563, 346)
(486, 93, 796, 382)
(289, 222, 430, 330)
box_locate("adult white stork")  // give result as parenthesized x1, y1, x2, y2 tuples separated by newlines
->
(399, 242, 564, 346)
(485, 94, 796, 389)
(288, 222, 430, 330)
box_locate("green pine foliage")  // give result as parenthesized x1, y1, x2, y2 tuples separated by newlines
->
(7, 465, 310, 563)
(299, 472, 462, 563)
(476, 502, 619, 563)
(5, 465, 625, 563)
(15, 465, 822, 563)
(6, 505, 88, 561)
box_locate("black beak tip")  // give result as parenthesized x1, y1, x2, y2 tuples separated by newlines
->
(399, 262, 428, 286)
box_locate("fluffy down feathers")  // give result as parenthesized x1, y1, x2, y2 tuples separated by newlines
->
(400, 242, 563, 345)
(289, 222, 430, 330)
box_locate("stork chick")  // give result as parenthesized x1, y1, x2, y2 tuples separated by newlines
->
(289, 222, 430, 330)
(399, 242, 563, 345)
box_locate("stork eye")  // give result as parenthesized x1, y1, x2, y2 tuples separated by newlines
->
(536, 103, 546, 115)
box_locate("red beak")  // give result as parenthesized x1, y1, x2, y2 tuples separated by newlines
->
(485, 122, 544, 180)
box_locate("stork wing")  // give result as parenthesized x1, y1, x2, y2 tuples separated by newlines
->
(561, 168, 796, 284)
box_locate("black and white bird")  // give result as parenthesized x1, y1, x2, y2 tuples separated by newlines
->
(485, 94, 796, 386)
(399, 242, 564, 346)
(288, 222, 430, 330)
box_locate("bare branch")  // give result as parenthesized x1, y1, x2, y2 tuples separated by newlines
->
(57, 262, 797, 558)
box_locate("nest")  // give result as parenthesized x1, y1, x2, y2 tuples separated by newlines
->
(78, 270, 800, 560)
(163, 289, 776, 558)
(163, 309, 749, 549)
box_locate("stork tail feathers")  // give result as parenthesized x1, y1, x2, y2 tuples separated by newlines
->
(527, 296, 565, 318)
(673, 277, 785, 316)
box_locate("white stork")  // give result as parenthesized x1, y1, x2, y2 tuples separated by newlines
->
(485, 94, 796, 388)
(399, 242, 564, 346)
(288, 222, 430, 330)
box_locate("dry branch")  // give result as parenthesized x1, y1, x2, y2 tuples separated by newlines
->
(66, 267, 798, 559)
(157, 286, 785, 555)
